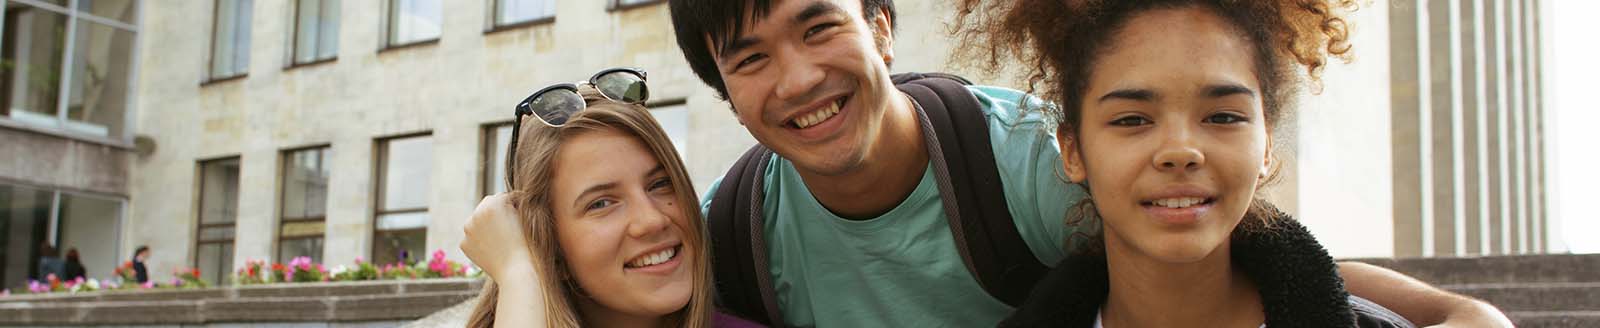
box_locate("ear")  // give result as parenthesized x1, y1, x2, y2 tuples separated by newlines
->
(1057, 131, 1087, 183)
(869, 7, 895, 65)
(1260, 138, 1274, 179)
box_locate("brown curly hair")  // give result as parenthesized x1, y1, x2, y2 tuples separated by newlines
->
(954, 0, 1354, 136)
(953, 0, 1356, 252)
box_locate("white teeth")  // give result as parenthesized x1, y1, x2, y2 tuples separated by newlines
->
(794, 100, 842, 129)
(1152, 197, 1206, 208)
(626, 247, 677, 268)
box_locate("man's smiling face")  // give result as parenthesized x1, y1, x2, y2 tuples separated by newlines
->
(712, 0, 899, 176)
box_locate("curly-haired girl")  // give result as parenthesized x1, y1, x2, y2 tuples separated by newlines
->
(954, 0, 1460, 326)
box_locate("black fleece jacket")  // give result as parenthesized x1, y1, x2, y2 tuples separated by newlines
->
(1001, 209, 1415, 328)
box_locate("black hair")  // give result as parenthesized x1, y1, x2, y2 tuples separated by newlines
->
(133, 245, 149, 259)
(670, 0, 898, 102)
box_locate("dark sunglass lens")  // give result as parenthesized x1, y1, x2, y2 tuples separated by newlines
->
(595, 71, 649, 104)
(530, 89, 584, 126)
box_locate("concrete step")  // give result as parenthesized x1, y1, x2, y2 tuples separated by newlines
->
(1349, 254, 1600, 285)
(1442, 282, 1600, 312)
(1508, 311, 1600, 328)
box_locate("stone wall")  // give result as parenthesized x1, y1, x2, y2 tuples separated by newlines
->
(0, 278, 481, 326)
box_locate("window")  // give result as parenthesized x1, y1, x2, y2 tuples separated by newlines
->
(1, 183, 125, 289)
(482, 123, 512, 197)
(611, 0, 663, 10)
(491, 0, 553, 27)
(374, 135, 431, 265)
(387, 0, 441, 47)
(278, 147, 329, 263)
(209, 0, 252, 79)
(2, 0, 140, 139)
(196, 158, 240, 286)
(650, 103, 690, 160)
(291, 0, 339, 65)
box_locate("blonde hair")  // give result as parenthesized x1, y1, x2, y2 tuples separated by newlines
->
(467, 90, 714, 327)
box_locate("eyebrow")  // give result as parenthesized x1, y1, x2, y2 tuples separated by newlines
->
(1096, 83, 1256, 104)
(1204, 84, 1256, 99)
(717, 2, 844, 65)
(1097, 89, 1156, 104)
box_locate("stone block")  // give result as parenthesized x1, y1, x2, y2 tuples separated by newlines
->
(1449, 283, 1600, 312)
(330, 292, 477, 322)
(203, 297, 333, 322)
(79, 300, 202, 324)
(236, 281, 398, 298)
(98, 288, 229, 302)
(397, 278, 478, 294)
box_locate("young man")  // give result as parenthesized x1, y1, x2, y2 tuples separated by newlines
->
(664, 0, 1507, 327)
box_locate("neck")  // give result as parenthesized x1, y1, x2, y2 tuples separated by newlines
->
(796, 91, 928, 220)
(577, 298, 668, 328)
(1101, 236, 1264, 328)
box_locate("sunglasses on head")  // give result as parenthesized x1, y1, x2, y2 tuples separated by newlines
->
(506, 68, 651, 189)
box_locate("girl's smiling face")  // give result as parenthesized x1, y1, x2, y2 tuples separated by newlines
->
(1061, 6, 1273, 264)
(550, 128, 694, 325)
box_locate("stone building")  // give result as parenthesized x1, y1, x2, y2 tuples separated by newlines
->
(0, 0, 1562, 289)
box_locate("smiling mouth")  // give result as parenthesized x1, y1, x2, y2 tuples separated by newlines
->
(624, 245, 682, 269)
(1142, 197, 1216, 209)
(787, 96, 848, 129)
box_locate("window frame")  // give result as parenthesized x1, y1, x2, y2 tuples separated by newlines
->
(193, 156, 241, 286)
(205, 0, 251, 83)
(608, 0, 664, 12)
(0, 181, 127, 289)
(287, 0, 339, 68)
(0, 0, 143, 145)
(275, 145, 330, 262)
(371, 132, 433, 262)
(484, 0, 554, 34)
(480, 121, 513, 198)
(380, 0, 441, 52)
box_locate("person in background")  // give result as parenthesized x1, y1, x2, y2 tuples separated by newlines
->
(36, 243, 65, 281)
(63, 248, 87, 281)
(132, 246, 150, 283)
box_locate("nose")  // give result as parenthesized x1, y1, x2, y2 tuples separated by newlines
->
(1152, 128, 1205, 172)
(772, 49, 824, 102)
(625, 195, 675, 239)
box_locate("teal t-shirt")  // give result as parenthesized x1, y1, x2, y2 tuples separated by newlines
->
(701, 86, 1086, 327)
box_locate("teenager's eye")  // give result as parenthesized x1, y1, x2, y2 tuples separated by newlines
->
(804, 22, 839, 39)
(1204, 113, 1249, 124)
(734, 54, 767, 71)
(586, 199, 616, 212)
(1109, 116, 1152, 127)
(649, 177, 674, 193)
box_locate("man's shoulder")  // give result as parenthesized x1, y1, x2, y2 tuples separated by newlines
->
(964, 85, 1053, 127)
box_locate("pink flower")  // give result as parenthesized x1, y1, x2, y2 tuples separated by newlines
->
(354, 256, 365, 264)
(28, 280, 47, 293)
(432, 250, 446, 262)
(140, 281, 154, 289)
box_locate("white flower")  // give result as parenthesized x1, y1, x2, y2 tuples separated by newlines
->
(330, 265, 350, 276)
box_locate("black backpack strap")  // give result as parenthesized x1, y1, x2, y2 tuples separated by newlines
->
(893, 72, 1048, 307)
(708, 145, 783, 326)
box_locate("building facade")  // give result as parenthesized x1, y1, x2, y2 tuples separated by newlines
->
(0, 0, 1560, 288)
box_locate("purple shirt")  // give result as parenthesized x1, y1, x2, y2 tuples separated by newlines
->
(713, 312, 766, 328)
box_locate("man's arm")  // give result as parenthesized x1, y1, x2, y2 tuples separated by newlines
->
(1338, 262, 1512, 327)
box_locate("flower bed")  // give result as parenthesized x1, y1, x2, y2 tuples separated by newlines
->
(4, 249, 479, 297)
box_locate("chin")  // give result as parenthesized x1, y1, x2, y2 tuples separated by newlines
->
(636, 282, 694, 316)
(1141, 237, 1228, 263)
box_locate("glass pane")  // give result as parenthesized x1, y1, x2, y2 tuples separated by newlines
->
(199, 158, 240, 224)
(294, 0, 339, 63)
(389, 0, 441, 45)
(279, 220, 323, 238)
(56, 194, 121, 280)
(0, 184, 55, 289)
(381, 136, 431, 210)
(79, 0, 137, 24)
(616, 0, 657, 6)
(196, 242, 232, 286)
(211, 0, 253, 78)
(496, 0, 554, 26)
(376, 211, 427, 230)
(277, 237, 323, 264)
(199, 226, 234, 241)
(65, 20, 134, 138)
(281, 147, 329, 219)
(484, 124, 512, 196)
(1, 7, 68, 123)
(372, 229, 424, 266)
(651, 104, 690, 160)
